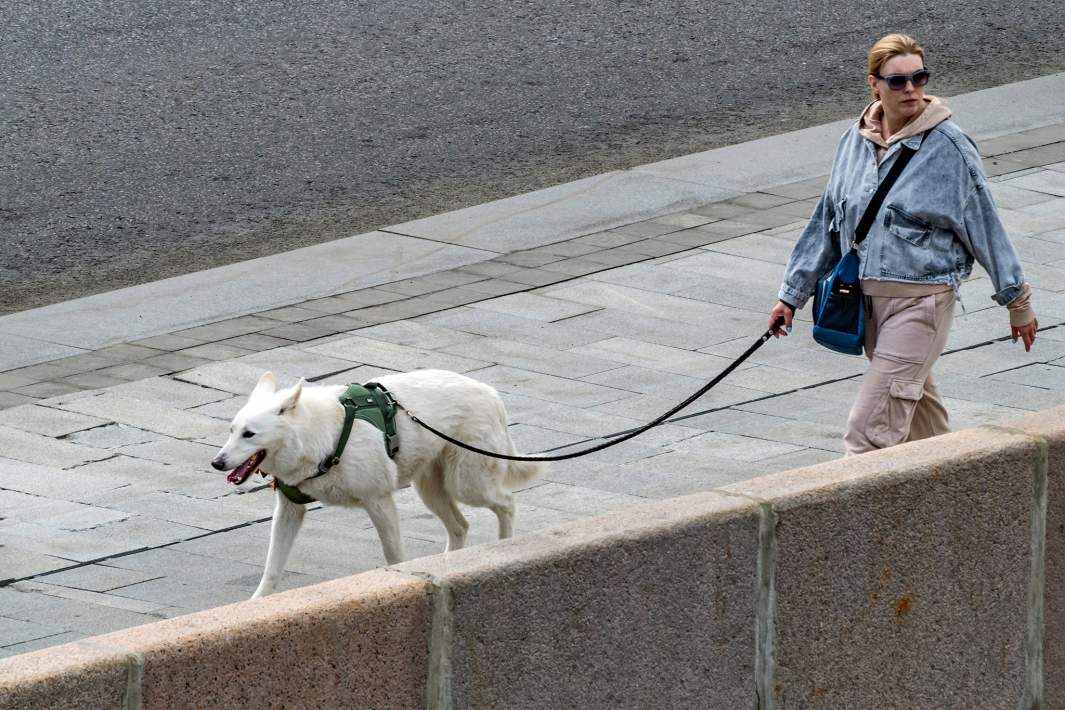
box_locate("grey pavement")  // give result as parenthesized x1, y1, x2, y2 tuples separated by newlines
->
(3, 74, 1065, 657)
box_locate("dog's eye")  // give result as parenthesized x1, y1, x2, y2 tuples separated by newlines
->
(242, 431, 255, 439)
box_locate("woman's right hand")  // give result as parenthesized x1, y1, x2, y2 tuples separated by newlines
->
(768, 300, 795, 338)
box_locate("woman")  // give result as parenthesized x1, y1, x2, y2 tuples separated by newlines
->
(767, 33, 1038, 455)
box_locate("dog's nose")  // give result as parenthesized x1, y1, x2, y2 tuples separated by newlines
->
(211, 456, 226, 471)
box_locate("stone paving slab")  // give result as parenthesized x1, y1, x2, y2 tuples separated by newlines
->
(543, 280, 733, 324)
(440, 337, 622, 379)
(55, 394, 228, 441)
(0, 426, 113, 469)
(419, 307, 609, 349)
(306, 334, 492, 373)
(0, 406, 109, 438)
(569, 336, 759, 378)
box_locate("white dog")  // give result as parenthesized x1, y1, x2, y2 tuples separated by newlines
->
(211, 369, 544, 598)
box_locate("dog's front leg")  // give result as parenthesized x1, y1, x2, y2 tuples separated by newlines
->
(362, 494, 405, 565)
(252, 490, 306, 599)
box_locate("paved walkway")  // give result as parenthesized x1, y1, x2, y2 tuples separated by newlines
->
(2, 75, 1065, 657)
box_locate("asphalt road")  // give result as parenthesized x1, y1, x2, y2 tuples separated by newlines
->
(2, 1, 1064, 315)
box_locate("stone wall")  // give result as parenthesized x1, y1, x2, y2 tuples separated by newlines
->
(1, 410, 1060, 709)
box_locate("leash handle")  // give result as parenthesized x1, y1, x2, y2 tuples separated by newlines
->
(402, 318, 786, 463)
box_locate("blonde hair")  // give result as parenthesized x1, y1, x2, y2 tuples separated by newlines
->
(867, 34, 925, 99)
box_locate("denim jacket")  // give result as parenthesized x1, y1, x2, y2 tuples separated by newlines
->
(778, 119, 1026, 310)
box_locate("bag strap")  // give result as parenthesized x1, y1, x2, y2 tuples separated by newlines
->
(853, 132, 927, 246)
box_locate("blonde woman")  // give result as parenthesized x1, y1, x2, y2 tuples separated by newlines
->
(768, 34, 1037, 455)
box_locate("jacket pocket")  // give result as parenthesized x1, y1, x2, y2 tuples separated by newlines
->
(868, 377, 924, 448)
(885, 205, 932, 247)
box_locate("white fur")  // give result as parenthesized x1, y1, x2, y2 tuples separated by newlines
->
(212, 369, 545, 598)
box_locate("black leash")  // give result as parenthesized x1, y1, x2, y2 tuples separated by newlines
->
(399, 317, 786, 462)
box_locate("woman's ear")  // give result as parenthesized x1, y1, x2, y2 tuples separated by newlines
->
(867, 73, 879, 100)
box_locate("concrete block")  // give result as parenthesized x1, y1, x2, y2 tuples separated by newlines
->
(999, 405, 1065, 709)
(0, 570, 431, 710)
(722, 427, 1042, 709)
(0, 642, 132, 710)
(397, 492, 761, 709)
(130, 570, 430, 709)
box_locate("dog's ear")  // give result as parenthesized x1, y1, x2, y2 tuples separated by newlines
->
(252, 371, 277, 400)
(278, 378, 304, 415)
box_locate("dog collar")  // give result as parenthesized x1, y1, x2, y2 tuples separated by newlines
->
(275, 382, 399, 506)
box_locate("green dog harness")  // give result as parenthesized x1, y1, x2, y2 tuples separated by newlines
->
(274, 382, 399, 505)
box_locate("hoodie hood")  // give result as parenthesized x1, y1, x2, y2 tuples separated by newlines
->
(859, 96, 952, 154)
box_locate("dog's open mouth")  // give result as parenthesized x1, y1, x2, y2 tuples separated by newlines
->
(227, 450, 266, 485)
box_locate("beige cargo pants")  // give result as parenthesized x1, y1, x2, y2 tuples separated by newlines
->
(844, 291, 955, 455)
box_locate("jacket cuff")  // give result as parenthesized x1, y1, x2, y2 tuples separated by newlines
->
(991, 282, 1023, 306)
(778, 284, 810, 310)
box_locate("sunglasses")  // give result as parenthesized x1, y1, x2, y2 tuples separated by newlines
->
(875, 68, 931, 91)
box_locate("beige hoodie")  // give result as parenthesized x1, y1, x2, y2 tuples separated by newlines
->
(859, 95, 952, 164)
(856, 97, 1034, 326)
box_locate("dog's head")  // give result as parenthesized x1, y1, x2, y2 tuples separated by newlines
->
(211, 371, 304, 485)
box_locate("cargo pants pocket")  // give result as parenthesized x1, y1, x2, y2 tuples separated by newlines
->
(868, 378, 924, 449)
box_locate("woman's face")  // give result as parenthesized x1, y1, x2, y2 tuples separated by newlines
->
(868, 53, 926, 121)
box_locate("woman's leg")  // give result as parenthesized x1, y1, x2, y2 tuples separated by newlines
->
(906, 371, 951, 442)
(844, 291, 954, 454)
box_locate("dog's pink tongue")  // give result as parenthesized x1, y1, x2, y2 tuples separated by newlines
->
(227, 450, 266, 484)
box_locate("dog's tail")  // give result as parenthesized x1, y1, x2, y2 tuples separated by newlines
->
(501, 417, 545, 488)
(505, 458, 546, 488)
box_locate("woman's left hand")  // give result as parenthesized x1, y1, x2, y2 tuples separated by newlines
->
(1012, 318, 1038, 352)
